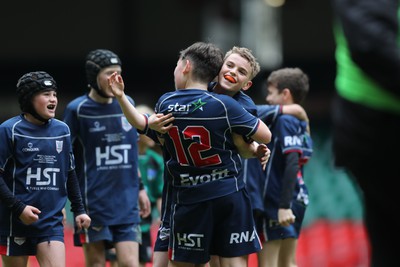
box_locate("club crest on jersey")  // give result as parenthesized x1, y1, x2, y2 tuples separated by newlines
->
(56, 140, 63, 154)
(121, 116, 132, 132)
(167, 98, 207, 114)
(14, 237, 26, 245)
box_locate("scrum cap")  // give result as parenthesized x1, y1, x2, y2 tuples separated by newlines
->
(85, 49, 122, 92)
(16, 71, 57, 113)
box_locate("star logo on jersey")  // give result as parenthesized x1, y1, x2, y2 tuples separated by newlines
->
(191, 99, 206, 112)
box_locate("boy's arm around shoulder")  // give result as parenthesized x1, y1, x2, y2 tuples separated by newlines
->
(250, 119, 271, 144)
(282, 104, 310, 133)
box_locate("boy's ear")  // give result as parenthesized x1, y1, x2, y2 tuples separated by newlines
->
(282, 88, 293, 100)
(183, 59, 191, 74)
(241, 80, 253, 91)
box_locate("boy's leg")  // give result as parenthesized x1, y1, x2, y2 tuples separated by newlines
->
(83, 241, 106, 266)
(1, 255, 29, 267)
(36, 240, 66, 267)
(115, 241, 139, 267)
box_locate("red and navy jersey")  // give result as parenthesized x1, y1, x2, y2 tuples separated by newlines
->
(64, 94, 140, 226)
(155, 89, 260, 204)
(0, 115, 73, 237)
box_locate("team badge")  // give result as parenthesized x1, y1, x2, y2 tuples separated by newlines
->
(14, 237, 26, 245)
(56, 140, 63, 154)
(121, 116, 132, 132)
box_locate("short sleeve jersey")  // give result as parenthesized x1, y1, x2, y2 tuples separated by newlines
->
(155, 89, 260, 204)
(0, 115, 73, 237)
(264, 115, 311, 211)
(63, 95, 140, 225)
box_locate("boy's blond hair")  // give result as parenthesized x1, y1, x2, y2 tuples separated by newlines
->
(224, 46, 261, 80)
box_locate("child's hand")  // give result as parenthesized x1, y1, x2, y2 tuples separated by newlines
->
(19, 205, 41, 225)
(108, 72, 125, 98)
(62, 207, 67, 227)
(256, 144, 271, 170)
(148, 113, 174, 134)
(75, 214, 91, 231)
(278, 208, 296, 227)
(139, 189, 151, 218)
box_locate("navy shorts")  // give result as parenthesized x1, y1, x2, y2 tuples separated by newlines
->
(0, 235, 64, 256)
(74, 223, 141, 248)
(153, 225, 170, 252)
(259, 200, 306, 242)
(169, 189, 262, 264)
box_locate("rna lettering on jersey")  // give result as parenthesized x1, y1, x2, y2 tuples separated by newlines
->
(26, 167, 60, 186)
(95, 144, 131, 166)
(179, 168, 229, 186)
(284, 135, 302, 146)
(229, 229, 257, 244)
(176, 233, 204, 248)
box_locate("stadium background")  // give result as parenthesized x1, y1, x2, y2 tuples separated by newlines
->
(0, 0, 370, 266)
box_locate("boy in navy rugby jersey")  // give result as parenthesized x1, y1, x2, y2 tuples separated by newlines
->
(63, 49, 151, 267)
(0, 71, 91, 267)
(259, 67, 312, 267)
(210, 46, 309, 267)
(108, 45, 309, 267)
(109, 42, 272, 267)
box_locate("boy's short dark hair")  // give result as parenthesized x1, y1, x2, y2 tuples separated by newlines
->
(179, 42, 224, 84)
(267, 67, 309, 104)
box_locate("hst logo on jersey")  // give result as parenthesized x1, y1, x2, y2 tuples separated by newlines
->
(95, 144, 131, 166)
(167, 99, 207, 114)
(176, 233, 204, 249)
(230, 229, 258, 244)
(25, 167, 60, 187)
(179, 168, 229, 186)
(284, 135, 302, 146)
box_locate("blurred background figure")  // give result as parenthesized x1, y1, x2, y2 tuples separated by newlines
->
(331, 0, 400, 266)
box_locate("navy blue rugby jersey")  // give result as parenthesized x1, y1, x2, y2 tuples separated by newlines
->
(0, 115, 73, 237)
(155, 89, 260, 204)
(263, 115, 311, 211)
(232, 91, 257, 117)
(257, 105, 281, 128)
(63, 95, 140, 225)
(243, 104, 281, 213)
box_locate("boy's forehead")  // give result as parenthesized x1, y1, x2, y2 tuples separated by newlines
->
(225, 53, 251, 70)
(99, 65, 122, 75)
(101, 65, 121, 72)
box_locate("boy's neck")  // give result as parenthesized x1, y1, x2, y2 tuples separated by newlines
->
(89, 89, 113, 104)
(181, 81, 208, 91)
